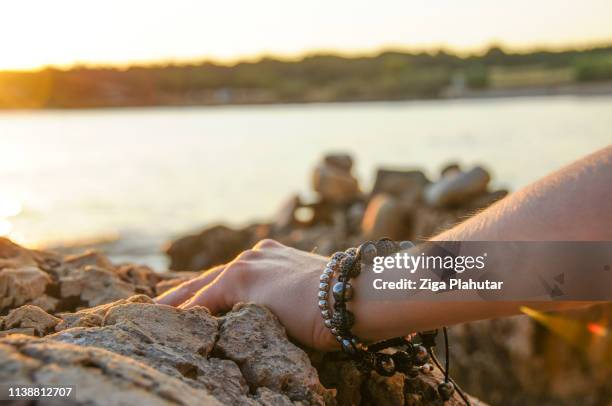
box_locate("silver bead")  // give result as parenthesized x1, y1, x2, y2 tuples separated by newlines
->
(335, 335, 343, 342)
(318, 300, 328, 310)
(318, 290, 328, 300)
(319, 273, 330, 283)
(319, 282, 329, 291)
(321, 309, 331, 319)
(324, 267, 333, 275)
(331, 328, 339, 335)
(324, 319, 332, 328)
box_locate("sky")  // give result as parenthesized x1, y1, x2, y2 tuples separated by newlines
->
(2, 0, 612, 70)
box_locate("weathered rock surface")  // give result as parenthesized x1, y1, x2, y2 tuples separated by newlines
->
(0, 238, 485, 405)
(3, 305, 61, 336)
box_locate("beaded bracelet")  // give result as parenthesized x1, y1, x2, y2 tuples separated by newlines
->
(317, 238, 471, 405)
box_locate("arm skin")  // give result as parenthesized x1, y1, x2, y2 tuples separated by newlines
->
(157, 146, 612, 351)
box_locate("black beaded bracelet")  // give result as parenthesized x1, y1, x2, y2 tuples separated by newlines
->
(318, 238, 471, 405)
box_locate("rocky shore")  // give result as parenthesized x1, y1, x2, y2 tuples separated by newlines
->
(1, 154, 609, 405)
(1, 238, 481, 405)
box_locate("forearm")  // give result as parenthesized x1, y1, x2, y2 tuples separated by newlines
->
(352, 146, 612, 342)
(435, 146, 612, 241)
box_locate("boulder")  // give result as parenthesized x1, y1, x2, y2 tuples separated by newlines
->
(324, 154, 354, 171)
(59, 265, 135, 307)
(371, 169, 429, 199)
(0, 335, 222, 405)
(165, 225, 255, 271)
(216, 303, 330, 405)
(424, 166, 491, 208)
(313, 156, 360, 204)
(4, 305, 61, 336)
(361, 194, 413, 241)
(0, 267, 52, 311)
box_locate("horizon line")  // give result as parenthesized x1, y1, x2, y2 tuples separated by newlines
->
(3, 39, 612, 73)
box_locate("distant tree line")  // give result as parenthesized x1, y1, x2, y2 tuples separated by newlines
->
(1, 45, 611, 108)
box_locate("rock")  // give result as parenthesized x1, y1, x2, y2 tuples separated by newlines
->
(0, 335, 222, 405)
(0, 327, 36, 337)
(371, 169, 429, 199)
(55, 294, 154, 331)
(273, 194, 303, 232)
(216, 303, 331, 405)
(424, 166, 491, 208)
(30, 294, 60, 313)
(165, 225, 255, 271)
(313, 158, 360, 205)
(0, 237, 39, 269)
(115, 264, 161, 296)
(64, 250, 115, 270)
(324, 154, 353, 171)
(254, 387, 296, 405)
(361, 194, 411, 240)
(0, 267, 53, 312)
(440, 163, 461, 178)
(364, 372, 405, 405)
(4, 305, 61, 336)
(59, 265, 135, 307)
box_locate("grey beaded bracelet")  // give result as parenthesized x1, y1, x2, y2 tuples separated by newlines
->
(317, 239, 470, 405)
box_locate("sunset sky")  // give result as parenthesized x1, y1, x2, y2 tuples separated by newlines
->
(2, 0, 612, 70)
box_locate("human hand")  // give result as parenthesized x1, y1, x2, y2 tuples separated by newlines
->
(156, 239, 339, 351)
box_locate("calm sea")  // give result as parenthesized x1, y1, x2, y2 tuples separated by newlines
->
(1, 96, 611, 269)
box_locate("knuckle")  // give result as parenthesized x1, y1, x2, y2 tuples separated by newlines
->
(237, 249, 261, 260)
(254, 238, 281, 249)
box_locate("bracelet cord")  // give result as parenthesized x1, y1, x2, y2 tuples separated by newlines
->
(319, 239, 471, 405)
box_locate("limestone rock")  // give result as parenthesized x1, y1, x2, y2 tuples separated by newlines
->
(313, 157, 360, 204)
(217, 303, 331, 405)
(0, 335, 222, 405)
(361, 194, 409, 240)
(324, 154, 354, 172)
(0, 267, 52, 311)
(4, 305, 61, 336)
(166, 224, 255, 271)
(59, 265, 135, 307)
(371, 169, 429, 199)
(55, 294, 154, 331)
(424, 166, 490, 208)
(115, 263, 161, 296)
(64, 250, 115, 270)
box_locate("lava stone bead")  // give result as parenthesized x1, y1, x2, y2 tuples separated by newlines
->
(375, 354, 396, 376)
(359, 241, 378, 264)
(331, 309, 354, 330)
(437, 382, 455, 400)
(332, 281, 354, 301)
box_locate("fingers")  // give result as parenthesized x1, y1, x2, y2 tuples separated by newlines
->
(162, 239, 281, 312)
(180, 259, 250, 314)
(155, 265, 225, 306)
(178, 278, 233, 314)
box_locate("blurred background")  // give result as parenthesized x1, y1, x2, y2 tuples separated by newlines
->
(0, 2, 611, 403)
(1, 0, 611, 267)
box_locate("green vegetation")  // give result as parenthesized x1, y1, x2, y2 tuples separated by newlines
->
(1, 45, 611, 108)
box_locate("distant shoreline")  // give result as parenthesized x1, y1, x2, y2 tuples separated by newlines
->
(1, 82, 612, 112)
